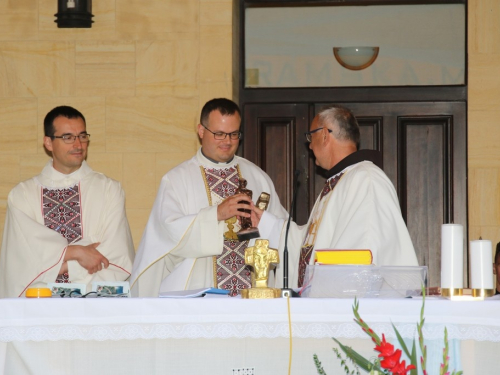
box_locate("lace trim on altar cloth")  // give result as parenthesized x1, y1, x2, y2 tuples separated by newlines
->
(1, 322, 499, 342)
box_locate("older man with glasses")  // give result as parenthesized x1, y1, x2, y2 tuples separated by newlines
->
(0, 106, 135, 298)
(252, 104, 418, 289)
(131, 98, 288, 297)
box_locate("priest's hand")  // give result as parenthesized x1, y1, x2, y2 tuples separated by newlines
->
(217, 194, 254, 221)
(251, 205, 264, 227)
(63, 243, 110, 275)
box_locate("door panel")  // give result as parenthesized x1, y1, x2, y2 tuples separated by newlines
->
(243, 104, 310, 224)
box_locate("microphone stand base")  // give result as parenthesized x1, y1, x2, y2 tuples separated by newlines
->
(281, 288, 301, 298)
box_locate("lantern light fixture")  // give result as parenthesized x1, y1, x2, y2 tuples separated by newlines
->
(55, 0, 94, 28)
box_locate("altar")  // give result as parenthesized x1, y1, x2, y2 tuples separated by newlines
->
(0, 296, 499, 374)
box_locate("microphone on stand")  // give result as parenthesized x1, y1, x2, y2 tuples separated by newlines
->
(281, 169, 301, 298)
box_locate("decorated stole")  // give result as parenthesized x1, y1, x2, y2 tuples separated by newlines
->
(297, 173, 345, 287)
(199, 165, 251, 296)
(41, 184, 83, 283)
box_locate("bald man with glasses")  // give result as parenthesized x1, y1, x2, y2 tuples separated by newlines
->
(252, 104, 418, 289)
(0, 106, 135, 298)
(131, 98, 287, 297)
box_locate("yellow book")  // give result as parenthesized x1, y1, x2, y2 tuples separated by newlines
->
(314, 249, 373, 265)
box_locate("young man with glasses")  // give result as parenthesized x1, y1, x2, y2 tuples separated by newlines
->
(131, 98, 288, 297)
(0, 106, 135, 298)
(252, 104, 418, 288)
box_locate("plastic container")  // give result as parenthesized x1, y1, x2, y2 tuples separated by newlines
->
(25, 288, 52, 298)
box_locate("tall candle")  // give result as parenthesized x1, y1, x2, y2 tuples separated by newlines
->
(470, 239, 494, 289)
(441, 224, 463, 289)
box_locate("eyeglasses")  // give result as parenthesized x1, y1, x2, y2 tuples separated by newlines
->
(52, 133, 91, 144)
(202, 124, 242, 140)
(304, 127, 332, 143)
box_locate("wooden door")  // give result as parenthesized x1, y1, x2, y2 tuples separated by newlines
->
(243, 103, 310, 225)
(243, 101, 467, 288)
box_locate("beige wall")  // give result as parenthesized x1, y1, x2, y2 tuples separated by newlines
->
(0, 0, 498, 256)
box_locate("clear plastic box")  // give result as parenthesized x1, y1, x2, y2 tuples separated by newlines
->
(301, 264, 427, 298)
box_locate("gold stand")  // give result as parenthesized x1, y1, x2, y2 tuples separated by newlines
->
(240, 239, 281, 299)
(440, 288, 463, 297)
(471, 288, 495, 298)
(241, 287, 281, 299)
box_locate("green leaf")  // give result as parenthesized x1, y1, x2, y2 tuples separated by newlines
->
(410, 340, 418, 375)
(332, 338, 383, 373)
(392, 322, 412, 358)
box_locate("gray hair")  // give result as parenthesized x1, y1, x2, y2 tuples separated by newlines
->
(318, 104, 360, 150)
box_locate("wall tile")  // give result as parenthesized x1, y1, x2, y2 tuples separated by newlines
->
(116, 0, 199, 38)
(0, 41, 75, 98)
(106, 96, 199, 153)
(468, 54, 500, 111)
(76, 41, 136, 97)
(200, 2, 232, 26)
(136, 39, 198, 97)
(468, 168, 500, 227)
(468, 0, 500, 54)
(200, 25, 232, 82)
(122, 153, 156, 209)
(0, 99, 37, 154)
(76, 41, 135, 65)
(468, 110, 500, 168)
(0, 0, 38, 41)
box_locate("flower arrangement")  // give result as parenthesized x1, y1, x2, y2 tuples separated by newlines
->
(314, 289, 463, 375)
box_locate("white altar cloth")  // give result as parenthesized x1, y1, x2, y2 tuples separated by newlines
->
(0, 296, 499, 374)
(1, 297, 499, 342)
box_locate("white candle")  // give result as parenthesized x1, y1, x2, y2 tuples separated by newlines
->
(470, 239, 494, 289)
(441, 224, 463, 289)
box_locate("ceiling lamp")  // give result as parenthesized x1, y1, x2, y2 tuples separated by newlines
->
(333, 47, 379, 71)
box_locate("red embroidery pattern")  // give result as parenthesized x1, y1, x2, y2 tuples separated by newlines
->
(320, 172, 344, 200)
(298, 245, 314, 288)
(217, 239, 251, 296)
(298, 173, 344, 287)
(204, 167, 240, 199)
(202, 166, 251, 296)
(55, 272, 70, 283)
(42, 184, 82, 284)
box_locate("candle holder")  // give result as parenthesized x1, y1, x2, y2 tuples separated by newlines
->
(471, 288, 495, 298)
(440, 288, 463, 297)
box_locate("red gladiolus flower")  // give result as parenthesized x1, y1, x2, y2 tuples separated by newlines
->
(391, 359, 416, 375)
(380, 349, 402, 369)
(374, 334, 395, 358)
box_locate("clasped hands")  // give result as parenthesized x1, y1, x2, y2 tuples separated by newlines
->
(59, 242, 109, 276)
(217, 193, 264, 227)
